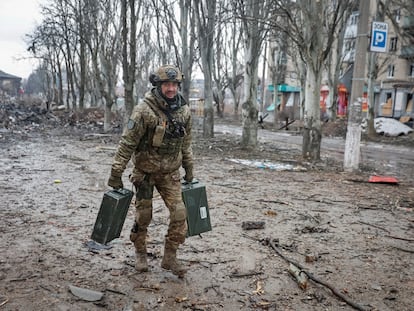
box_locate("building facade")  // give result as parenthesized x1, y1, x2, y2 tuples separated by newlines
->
(341, 3, 414, 122)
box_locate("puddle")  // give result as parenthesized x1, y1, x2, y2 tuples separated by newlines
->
(227, 158, 306, 171)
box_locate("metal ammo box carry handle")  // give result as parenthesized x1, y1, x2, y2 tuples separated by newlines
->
(182, 179, 199, 188)
(113, 188, 130, 195)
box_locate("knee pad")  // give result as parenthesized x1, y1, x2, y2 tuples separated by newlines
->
(135, 206, 153, 227)
(170, 203, 187, 222)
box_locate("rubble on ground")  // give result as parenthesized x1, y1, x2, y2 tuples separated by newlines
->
(0, 99, 122, 136)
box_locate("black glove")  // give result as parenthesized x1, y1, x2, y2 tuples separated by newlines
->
(108, 170, 123, 189)
(183, 166, 193, 183)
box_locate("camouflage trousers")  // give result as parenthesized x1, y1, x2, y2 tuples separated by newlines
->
(129, 169, 187, 251)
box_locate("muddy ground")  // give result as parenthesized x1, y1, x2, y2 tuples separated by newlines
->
(0, 104, 413, 311)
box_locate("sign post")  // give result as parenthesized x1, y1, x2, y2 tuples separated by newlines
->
(370, 21, 388, 53)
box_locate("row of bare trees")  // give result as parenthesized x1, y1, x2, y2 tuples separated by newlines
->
(24, 0, 411, 162)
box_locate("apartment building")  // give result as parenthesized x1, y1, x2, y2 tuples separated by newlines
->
(342, 5, 413, 122)
(377, 9, 414, 121)
(267, 3, 414, 126)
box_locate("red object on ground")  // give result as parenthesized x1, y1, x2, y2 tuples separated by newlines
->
(368, 175, 399, 184)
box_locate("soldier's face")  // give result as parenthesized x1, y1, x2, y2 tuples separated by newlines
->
(161, 82, 179, 99)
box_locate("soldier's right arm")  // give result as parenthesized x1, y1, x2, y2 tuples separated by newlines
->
(111, 110, 147, 175)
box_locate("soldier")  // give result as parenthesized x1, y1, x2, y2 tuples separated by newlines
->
(107, 65, 193, 278)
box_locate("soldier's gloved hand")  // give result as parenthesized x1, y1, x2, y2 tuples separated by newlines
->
(129, 174, 144, 190)
(183, 166, 193, 183)
(108, 170, 123, 189)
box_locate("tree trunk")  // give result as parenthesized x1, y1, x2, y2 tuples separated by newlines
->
(344, 100, 362, 171)
(180, 0, 193, 102)
(194, 0, 215, 138)
(79, 41, 86, 110)
(78, 0, 86, 111)
(202, 67, 214, 138)
(241, 58, 258, 147)
(121, 0, 137, 130)
(104, 98, 112, 133)
(302, 68, 322, 160)
(56, 62, 64, 106)
(241, 0, 263, 147)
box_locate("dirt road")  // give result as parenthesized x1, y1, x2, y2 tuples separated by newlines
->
(0, 122, 413, 311)
(215, 124, 414, 179)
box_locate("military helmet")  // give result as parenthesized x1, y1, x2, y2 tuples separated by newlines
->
(149, 65, 183, 86)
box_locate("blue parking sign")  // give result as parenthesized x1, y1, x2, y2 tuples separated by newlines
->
(370, 22, 388, 52)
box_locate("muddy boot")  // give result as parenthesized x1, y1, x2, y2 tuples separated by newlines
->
(135, 251, 148, 272)
(161, 246, 187, 278)
(130, 223, 148, 272)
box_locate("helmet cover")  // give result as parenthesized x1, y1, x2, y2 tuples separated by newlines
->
(149, 65, 183, 86)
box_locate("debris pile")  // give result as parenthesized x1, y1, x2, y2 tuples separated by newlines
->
(0, 98, 122, 135)
(0, 101, 57, 130)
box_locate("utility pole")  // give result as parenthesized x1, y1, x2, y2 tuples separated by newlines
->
(344, 0, 371, 172)
(367, 2, 385, 137)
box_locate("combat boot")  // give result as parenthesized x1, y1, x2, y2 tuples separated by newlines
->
(134, 251, 148, 272)
(161, 246, 187, 278)
(130, 224, 148, 272)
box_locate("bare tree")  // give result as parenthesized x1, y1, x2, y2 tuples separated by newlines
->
(76, 0, 88, 111)
(88, 0, 122, 132)
(269, 0, 357, 161)
(27, 10, 66, 106)
(238, 0, 271, 147)
(121, 0, 137, 128)
(268, 27, 288, 124)
(179, 0, 197, 101)
(148, 0, 196, 102)
(325, 15, 349, 121)
(212, 1, 227, 118)
(222, 1, 244, 119)
(194, 0, 216, 138)
(27, 0, 197, 131)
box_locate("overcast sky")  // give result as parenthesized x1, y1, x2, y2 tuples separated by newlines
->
(0, 0, 45, 79)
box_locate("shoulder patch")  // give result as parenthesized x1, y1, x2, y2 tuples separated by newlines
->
(127, 119, 136, 130)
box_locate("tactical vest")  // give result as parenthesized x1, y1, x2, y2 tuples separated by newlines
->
(140, 99, 186, 156)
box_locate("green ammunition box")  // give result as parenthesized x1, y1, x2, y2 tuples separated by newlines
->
(91, 188, 133, 244)
(181, 180, 212, 236)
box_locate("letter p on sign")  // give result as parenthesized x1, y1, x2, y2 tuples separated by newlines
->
(370, 22, 388, 53)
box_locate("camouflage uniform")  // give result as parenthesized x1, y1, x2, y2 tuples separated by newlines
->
(109, 77, 193, 275)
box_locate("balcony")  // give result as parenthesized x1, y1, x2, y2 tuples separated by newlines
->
(400, 45, 414, 59)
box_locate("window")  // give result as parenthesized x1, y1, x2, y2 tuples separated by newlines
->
(350, 14, 359, 25)
(381, 92, 393, 116)
(387, 64, 395, 77)
(345, 40, 356, 51)
(390, 37, 398, 51)
(410, 64, 414, 77)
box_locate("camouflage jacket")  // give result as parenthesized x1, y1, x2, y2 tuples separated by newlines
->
(111, 88, 193, 176)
